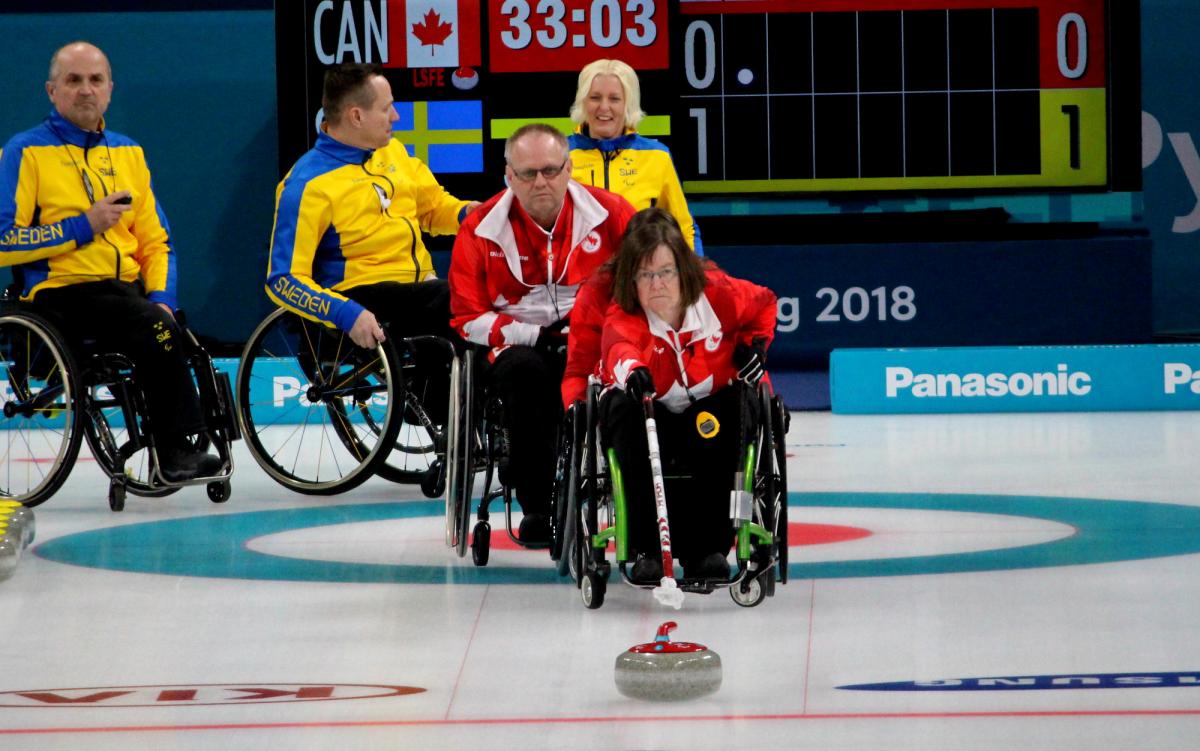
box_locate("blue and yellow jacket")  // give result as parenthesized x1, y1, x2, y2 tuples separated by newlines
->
(568, 127, 702, 254)
(267, 132, 469, 331)
(0, 110, 177, 306)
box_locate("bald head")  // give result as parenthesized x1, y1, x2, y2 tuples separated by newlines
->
(48, 41, 111, 83)
(46, 42, 113, 132)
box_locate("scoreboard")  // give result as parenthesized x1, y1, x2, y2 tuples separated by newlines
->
(275, 0, 1140, 200)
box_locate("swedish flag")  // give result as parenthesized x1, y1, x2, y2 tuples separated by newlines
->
(392, 100, 483, 173)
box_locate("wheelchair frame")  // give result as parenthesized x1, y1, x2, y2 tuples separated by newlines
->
(0, 306, 238, 511)
(556, 381, 789, 609)
(235, 306, 451, 496)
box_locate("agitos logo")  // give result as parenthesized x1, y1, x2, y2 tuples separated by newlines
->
(0, 683, 424, 708)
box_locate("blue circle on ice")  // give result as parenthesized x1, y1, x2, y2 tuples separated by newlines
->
(32, 493, 1200, 584)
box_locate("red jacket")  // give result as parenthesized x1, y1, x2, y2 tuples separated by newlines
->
(602, 270, 777, 413)
(449, 182, 635, 360)
(562, 265, 613, 407)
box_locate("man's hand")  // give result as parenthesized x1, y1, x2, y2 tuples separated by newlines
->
(535, 321, 568, 355)
(349, 309, 386, 349)
(85, 191, 133, 235)
(464, 200, 482, 216)
(156, 302, 175, 319)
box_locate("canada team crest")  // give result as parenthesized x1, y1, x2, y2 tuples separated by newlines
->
(581, 230, 602, 253)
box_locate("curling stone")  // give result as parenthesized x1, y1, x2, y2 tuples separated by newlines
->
(614, 621, 721, 701)
(0, 501, 34, 548)
(0, 525, 19, 582)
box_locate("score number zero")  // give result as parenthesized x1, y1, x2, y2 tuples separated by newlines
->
(498, 0, 657, 50)
(778, 286, 917, 331)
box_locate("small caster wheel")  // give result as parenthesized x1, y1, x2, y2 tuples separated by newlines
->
(421, 460, 445, 498)
(471, 520, 490, 566)
(582, 571, 606, 609)
(207, 480, 230, 504)
(730, 573, 767, 608)
(108, 482, 126, 512)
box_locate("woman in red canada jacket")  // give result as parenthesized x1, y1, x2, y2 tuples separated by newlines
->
(598, 208, 777, 583)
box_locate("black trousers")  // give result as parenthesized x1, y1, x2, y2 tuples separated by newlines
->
(341, 280, 459, 425)
(32, 279, 204, 442)
(486, 345, 565, 516)
(600, 385, 754, 565)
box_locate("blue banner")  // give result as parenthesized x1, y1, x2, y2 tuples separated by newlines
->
(831, 344, 1200, 413)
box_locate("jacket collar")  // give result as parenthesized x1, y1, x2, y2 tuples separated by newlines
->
(44, 109, 105, 148)
(572, 124, 637, 152)
(475, 180, 610, 252)
(314, 131, 374, 165)
(645, 292, 720, 343)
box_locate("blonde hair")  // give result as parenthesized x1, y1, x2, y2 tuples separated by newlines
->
(568, 59, 644, 132)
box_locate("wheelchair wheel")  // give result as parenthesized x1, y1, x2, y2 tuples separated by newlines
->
(754, 386, 789, 584)
(444, 350, 476, 556)
(551, 404, 583, 568)
(236, 308, 403, 495)
(771, 393, 789, 582)
(581, 570, 606, 609)
(730, 569, 769, 608)
(0, 313, 83, 507)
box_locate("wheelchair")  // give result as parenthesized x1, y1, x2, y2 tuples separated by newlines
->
(553, 380, 789, 609)
(236, 306, 452, 496)
(443, 347, 553, 566)
(0, 304, 239, 511)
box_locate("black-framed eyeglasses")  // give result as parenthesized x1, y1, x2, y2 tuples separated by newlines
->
(508, 158, 568, 182)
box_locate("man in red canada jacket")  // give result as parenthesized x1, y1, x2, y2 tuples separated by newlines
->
(449, 123, 635, 544)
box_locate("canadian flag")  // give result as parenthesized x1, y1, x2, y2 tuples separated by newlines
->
(386, 0, 480, 69)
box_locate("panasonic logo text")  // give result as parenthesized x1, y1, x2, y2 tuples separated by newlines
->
(885, 364, 1092, 398)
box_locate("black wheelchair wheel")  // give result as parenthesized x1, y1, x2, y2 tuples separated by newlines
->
(581, 571, 606, 609)
(236, 308, 403, 495)
(0, 312, 84, 507)
(445, 350, 477, 557)
(772, 393, 789, 582)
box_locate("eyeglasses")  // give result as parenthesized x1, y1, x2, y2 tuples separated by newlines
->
(634, 267, 679, 285)
(508, 158, 568, 182)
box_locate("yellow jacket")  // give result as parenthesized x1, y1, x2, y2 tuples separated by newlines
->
(569, 127, 701, 253)
(0, 110, 177, 305)
(266, 133, 469, 330)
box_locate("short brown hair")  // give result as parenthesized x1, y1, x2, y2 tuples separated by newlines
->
(322, 63, 381, 126)
(612, 208, 706, 313)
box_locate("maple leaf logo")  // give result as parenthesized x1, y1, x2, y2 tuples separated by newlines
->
(412, 9, 453, 49)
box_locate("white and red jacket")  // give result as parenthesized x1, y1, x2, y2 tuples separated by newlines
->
(602, 270, 777, 413)
(449, 181, 635, 360)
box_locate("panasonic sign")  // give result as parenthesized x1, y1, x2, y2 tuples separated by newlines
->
(830, 344, 1200, 414)
(885, 363, 1092, 398)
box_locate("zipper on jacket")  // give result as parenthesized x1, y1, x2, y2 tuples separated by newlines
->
(601, 149, 618, 190)
(402, 215, 420, 282)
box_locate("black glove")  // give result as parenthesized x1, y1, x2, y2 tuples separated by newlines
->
(734, 337, 768, 386)
(624, 367, 656, 403)
(535, 325, 568, 355)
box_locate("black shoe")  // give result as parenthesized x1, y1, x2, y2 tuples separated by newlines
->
(518, 513, 551, 545)
(630, 554, 663, 584)
(687, 552, 731, 580)
(158, 445, 223, 483)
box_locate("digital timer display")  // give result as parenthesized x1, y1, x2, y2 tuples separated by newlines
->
(489, 0, 666, 72)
